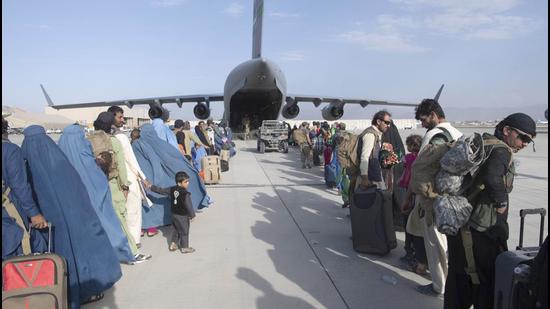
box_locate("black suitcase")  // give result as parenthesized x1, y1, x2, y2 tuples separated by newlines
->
(350, 186, 397, 255)
(494, 208, 547, 309)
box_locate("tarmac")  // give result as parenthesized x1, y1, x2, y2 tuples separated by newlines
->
(72, 128, 546, 309)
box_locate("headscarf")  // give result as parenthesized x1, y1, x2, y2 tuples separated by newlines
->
(22, 125, 121, 307)
(152, 118, 178, 150)
(132, 124, 212, 227)
(58, 124, 134, 262)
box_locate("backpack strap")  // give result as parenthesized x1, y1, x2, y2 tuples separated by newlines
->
(358, 127, 380, 160)
(461, 226, 481, 285)
(2, 182, 32, 255)
(436, 126, 453, 142)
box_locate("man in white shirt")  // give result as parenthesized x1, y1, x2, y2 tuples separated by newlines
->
(357, 110, 393, 191)
(413, 99, 463, 297)
(108, 106, 153, 251)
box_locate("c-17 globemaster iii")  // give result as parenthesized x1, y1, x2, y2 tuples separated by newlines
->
(41, 0, 439, 132)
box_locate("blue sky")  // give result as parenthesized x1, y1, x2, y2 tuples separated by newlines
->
(2, 0, 548, 120)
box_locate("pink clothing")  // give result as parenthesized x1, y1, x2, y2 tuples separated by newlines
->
(398, 152, 418, 189)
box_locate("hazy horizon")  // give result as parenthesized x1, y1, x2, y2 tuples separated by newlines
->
(2, 0, 548, 122)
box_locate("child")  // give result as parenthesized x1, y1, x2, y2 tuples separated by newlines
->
(146, 171, 196, 253)
(397, 134, 428, 275)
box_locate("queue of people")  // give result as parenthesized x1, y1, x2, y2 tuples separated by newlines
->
(314, 100, 538, 308)
(1, 106, 237, 308)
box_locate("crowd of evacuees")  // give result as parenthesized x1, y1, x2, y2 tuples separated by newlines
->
(2, 98, 541, 309)
(2, 105, 236, 308)
(293, 100, 539, 309)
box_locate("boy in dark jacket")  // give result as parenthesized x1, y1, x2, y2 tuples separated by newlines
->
(147, 172, 196, 253)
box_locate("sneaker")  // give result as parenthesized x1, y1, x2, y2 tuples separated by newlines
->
(180, 247, 196, 254)
(130, 253, 152, 265)
(341, 202, 350, 209)
(302, 164, 307, 169)
(416, 284, 443, 298)
(169, 242, 179, 252)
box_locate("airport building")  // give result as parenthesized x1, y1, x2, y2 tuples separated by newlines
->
(44, 106, 151, 128)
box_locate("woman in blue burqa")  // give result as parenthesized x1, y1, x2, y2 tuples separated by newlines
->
(2, 117, 48, 260)
(132, 124, 212, 229)
(58, 124, 135, 263)
(21, 125, 121, 308)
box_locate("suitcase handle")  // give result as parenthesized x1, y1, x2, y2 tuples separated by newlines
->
(29, 222, 53, 254)
(518, 208, 546, 250)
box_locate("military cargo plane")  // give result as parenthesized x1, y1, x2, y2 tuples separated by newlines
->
(42, 0, 431, 132)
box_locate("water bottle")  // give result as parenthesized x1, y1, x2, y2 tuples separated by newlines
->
(513, 264, 531, 283)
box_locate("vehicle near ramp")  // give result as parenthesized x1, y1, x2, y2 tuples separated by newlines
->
(257, 120, 289, 154)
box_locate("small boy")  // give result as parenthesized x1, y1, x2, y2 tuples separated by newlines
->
(147, 171, 196, 253)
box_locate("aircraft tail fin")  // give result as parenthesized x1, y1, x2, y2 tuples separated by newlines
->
(40, 84, 55, 107)
(252, 0, 263, 58)
(434, 84, 444, 102)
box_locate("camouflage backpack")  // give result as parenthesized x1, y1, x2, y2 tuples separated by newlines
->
(88, 131, 118, 180)
(336, 127, 379, 177)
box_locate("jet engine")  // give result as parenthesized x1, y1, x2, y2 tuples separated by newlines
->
(282, 104, 300, 119)
(193, 102, 211, 120)
(322, 103, 344, 121)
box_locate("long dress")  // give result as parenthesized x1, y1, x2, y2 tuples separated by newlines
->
(58, 124, 134, 262)
(2, 140, 48, 260)
(21, 125, 121, 308)
(132, 124, 211, 229)
(114, 130, 151, 245)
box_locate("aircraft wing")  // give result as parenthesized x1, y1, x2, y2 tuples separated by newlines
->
(285, 94, 418, 108)
(41, 85, 223, 110)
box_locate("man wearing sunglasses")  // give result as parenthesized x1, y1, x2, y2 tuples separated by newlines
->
(413, 99, 464, 298)
(444, 113, 537, 309)
(356, 110, 393, 190)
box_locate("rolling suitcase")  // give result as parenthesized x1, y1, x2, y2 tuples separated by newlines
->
(2, 223, 68, 309)
(494, 208, 546, 309)
(201, 156, 221, 184)
(350, 186, 397, 255)
(220, 150, 230, 173)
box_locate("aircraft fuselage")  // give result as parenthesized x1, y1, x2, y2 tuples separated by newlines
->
(223, 58, 287, 131)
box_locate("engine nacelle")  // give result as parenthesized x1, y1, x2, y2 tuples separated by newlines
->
(282, 104, 300, 119)
(193, 103, 211, 120)
(322, 104, 344, 121)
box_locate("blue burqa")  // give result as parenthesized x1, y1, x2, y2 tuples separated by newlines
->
(21, 126, 121, 308)
(152, 118, 179, 150)
(132, 124, 211, 228)
(58, 125, 134, 262)
(2, 140, 48, 260)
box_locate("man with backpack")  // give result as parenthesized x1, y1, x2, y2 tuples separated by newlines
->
(293, 122, 313, 169)
(356, 110, 393, 190)
(89, 112, 151, 264)
(444, 113, 537, 309)
(412, 99, 463, 297)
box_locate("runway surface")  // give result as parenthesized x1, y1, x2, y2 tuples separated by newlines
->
(72, 128, 546, 309)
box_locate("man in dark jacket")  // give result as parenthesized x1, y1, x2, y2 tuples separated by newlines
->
(444, 113, 537, 309)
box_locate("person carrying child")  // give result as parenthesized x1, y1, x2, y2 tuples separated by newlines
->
(145, 171, 196, 254)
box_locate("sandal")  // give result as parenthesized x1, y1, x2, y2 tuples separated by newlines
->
(82, 293, 104, 305)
